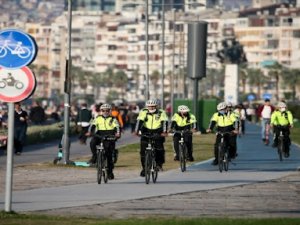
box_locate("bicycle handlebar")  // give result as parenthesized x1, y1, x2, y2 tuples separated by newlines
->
(140, 133, 162, 139)
(216, 131, 234, 136)
(93, 134, 117, 141)
(171, 130, 192, 135)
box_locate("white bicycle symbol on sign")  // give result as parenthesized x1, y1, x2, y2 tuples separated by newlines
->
(0, 40, 31, 59)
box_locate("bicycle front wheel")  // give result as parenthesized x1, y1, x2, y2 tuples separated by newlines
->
(218, 143, 224, 173)
(278, 137, 284, 161)
(179, 144, 186, 172)
(145, 151, 152, 184)
(103, 155, 108, 183)
(97, 151, 103, 184)
(152, 158, 158, 183)
(224, 149, 229, 171)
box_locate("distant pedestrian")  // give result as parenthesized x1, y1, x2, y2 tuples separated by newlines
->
(127, 105, 139, 133)
(29, 101, 46, 125)
(76, 103, 92, 145)
(14, 102, 28, 155)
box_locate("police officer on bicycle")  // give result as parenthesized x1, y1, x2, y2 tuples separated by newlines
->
(87, 103, 121, 180)
(206, 102, 238, 165)
(270, 101, 294, 157)
(134, 99, 168, 177)
(170, 105, 197, 162)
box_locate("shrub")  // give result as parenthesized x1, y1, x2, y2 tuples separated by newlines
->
(26, 123, 76, 145)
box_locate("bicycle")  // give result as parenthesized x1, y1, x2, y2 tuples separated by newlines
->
(277, 126, 290, 161)
(172, 130, 192, 172)
(216, 131, 232, 173)
(94, 134, 116, 184)
(141, 133, 161, 184)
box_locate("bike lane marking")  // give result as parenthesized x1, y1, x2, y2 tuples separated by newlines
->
(0, 66, 36, 102)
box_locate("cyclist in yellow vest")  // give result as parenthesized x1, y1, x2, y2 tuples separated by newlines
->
(170, 105, 197, 162)
(270, 102, 293, 157)
(134, 99, 168, 177)
(206, 102, 238, 165)
(87, 103, 121, 180)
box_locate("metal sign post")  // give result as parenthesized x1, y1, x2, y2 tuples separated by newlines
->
(0, 28, 37, 212)
(4, 103, 14, 212)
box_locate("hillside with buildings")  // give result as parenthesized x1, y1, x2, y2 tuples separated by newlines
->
(0, 0, 299, 105)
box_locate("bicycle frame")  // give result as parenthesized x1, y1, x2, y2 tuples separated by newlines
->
(277, 126, 290, 161)
(142, 133, 160, 184)
(94, 134, 116, 184)
(216, 131, 232, 172)
(173, 130, 191, 172)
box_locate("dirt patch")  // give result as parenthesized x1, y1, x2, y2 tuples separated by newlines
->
(1, 164, 300, 218)
(0, 164, 139, 193)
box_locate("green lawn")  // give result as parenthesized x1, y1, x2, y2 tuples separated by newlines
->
(0, 212, 299, 225)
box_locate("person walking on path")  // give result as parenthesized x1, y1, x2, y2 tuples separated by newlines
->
(14, 102, 28, 155)
(76, 103, 92, 145)
(257, 98, 275, 145)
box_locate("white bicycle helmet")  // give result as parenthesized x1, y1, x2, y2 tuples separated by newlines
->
(178, 105, 190, 113)
(278, 102, 286, 108)
(146, 99, 158, 107)
(100, 103, 111, 110)
(217, 102, 227, 111)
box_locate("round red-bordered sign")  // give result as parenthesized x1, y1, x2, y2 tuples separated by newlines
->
(0, 66, 36, 102)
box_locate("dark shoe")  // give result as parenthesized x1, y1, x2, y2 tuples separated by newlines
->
(88, 158, 96, 164)
(15, 152, 21, 155)
(188, 156, 194, 162)
(140, 169, 145, 177)
(174, 155, 179, 161)
(284, 151, 290, 158)
(211, 159, 218, 165)
(108, 173, 114, 180)
(262, 138, 266, 143)
(156, 164, 163, 171)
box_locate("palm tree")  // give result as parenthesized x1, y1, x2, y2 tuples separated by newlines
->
(132, 69, 140, 99)
(238, 63, 248, 95)
(114, 70, 128, 98)
(102, 67, 114, 87)
(281, 68, 300, 101)
(247, 68, 266, 100)
(150, 70, 160, 97)
(266, 62, 283, 101)
(206, 68, 224, 97)
(89, 71, 103, 101)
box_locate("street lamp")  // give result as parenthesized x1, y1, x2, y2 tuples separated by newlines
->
(123, 2, 204, 103)
(63, 0, 72, 164)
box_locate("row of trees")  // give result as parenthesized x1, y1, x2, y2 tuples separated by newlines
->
(30, 60, 299, 106)
(202, 62, 300, 102)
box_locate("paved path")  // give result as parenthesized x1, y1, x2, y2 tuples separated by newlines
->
(0, 123, 299, 213)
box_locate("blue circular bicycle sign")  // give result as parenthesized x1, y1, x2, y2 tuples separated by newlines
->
(0, 29, 37, 69)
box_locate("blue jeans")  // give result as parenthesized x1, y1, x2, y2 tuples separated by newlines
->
(261, 118, 270, 140)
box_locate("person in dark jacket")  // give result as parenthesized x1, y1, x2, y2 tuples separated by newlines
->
(14, 102, 28, 155)
(76, 103, 92, 144)
(29, 101, 46, 125)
